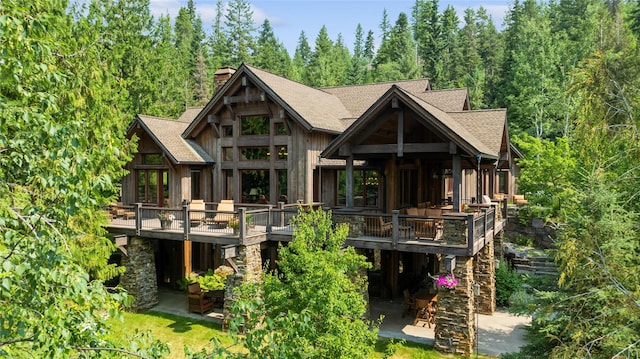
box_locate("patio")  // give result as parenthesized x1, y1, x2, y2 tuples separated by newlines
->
(151, 287, 530, 357)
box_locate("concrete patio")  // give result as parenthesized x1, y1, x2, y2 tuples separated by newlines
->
(151, 287, 530, 357)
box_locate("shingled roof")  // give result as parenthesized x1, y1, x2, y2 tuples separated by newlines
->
(134, 115, 214, 164)
(246, 65, 351, 133)
(447, 109, 507, 155)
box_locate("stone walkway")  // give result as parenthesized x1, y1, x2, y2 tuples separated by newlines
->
(152, 288, 530, 357)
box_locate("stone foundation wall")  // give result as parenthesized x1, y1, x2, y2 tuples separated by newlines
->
(442, 219, 468, 244)
(120, 237, 158, 311)
(333, 213, 364, 237)
(434, 256, 475, 356)
(223, 244, 263, 330)
(475, 239, 496, 315)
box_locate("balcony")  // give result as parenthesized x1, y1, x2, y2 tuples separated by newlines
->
(106, 201, 506, 256)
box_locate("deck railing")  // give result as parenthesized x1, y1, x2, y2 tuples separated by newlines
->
(107, 201, 500, 256)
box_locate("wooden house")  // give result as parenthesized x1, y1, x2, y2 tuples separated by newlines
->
(110, 64, 519, 355)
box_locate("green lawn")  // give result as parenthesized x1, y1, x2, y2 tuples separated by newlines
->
(107, 310, 493, 359)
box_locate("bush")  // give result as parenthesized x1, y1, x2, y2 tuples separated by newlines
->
(495, 264, 526, 307)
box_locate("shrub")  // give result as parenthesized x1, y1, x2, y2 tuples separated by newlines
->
(495, 264, 526, 307)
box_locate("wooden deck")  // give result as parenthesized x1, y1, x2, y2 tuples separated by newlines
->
(106, 202, 506, 256)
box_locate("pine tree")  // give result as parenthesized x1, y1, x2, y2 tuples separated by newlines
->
(225, 0, 255, 66)
(291, 31, 312, 83)
(307, 26, 335, 87)
(254, 19, 291, 76)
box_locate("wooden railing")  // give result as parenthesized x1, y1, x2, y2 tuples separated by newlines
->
(107, 201, 502, 256)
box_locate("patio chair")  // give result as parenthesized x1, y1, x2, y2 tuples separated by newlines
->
(187, 282, 214, 315)
(402, 289, 416, 318)
(207, 200, 235, 228)
(189, 199, 206, 226)
(365, 216, 392, 237)
(414, 219, 437, 240)
(413, 298, 436, 328)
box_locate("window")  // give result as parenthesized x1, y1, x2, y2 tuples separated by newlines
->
(277, 170, 288, 202)
(337, 170, 379, 207)
(223, 147, 233, 161)
(275, 122, 287, 135)
(276, 146, 288, 160)
(241, 115, 269, 136)
(143, 154, 163, 165)
(241, 147, 269, 160)
(222, 126, 233, 137)
(136, 169, 168, 205)
(241, 170, 269, 203)
(191, 170, 201, 199)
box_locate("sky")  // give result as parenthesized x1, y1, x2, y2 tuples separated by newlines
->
(148, 0, 511, 55)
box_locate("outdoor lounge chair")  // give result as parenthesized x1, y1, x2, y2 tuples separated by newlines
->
(187, 282, 214, 315)
(189, 199, 206, 226)
(414, 219, 437, 240)
(207, 200, 235, 227)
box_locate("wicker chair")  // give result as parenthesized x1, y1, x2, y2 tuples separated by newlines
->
(187, 282, 214, 315)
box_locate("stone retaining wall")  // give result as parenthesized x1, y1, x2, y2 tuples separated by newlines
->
(223, 244, 263, 330)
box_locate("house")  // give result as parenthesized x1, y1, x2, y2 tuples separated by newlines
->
(110, 64, 519, 355)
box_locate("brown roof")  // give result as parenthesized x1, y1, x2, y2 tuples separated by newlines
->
(413, 88, 469, 112)
(246, 65, 351, 133)
(137, 115, 214, 164)
(447, 109, 507, 155)
(402, 89, 495, 157)
(177, 107, 204, 123)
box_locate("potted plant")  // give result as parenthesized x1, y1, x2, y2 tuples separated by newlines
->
(228, 217, 240, 234)
(158, 211, 175, 229)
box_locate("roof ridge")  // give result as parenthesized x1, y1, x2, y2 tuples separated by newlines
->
(321, 78, 428, 90)
(138, 114, 176, 121)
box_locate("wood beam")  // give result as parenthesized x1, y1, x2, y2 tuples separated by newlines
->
(351, 143, 449, 154)
(183, 240, 192, 276)
(452, 154, 462, 212)
(346, 155, 354, 208)
(397, 111, 404, 157)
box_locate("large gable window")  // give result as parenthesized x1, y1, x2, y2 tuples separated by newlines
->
(241, 115, 269, 136)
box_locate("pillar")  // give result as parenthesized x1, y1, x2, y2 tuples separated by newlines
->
(222, 244, 263, 330)
(475, 239, 496, 315)
(119, 237, 159, 311)
(434, 256, 475, 356)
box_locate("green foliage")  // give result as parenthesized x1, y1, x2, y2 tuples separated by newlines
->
(495, 264, 526, 307)
(202, 207, 378, 359)
(0, 1, 165, 356)
(513, 134, 575, 217)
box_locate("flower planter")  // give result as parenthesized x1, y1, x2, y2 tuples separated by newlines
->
(160, 220, 172, 230)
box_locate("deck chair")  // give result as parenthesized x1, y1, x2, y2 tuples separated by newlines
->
(208, 200, 235, 227)
(187, 282, 214, 315)
(402, 289, 416, 318)
(414, 219, 437, 240)
(189, 199, 206, 226)
(366, 216, 392, 237)
(413, 298, 436, 328)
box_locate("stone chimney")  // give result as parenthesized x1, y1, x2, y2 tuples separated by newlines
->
(214, 67, 236, 92)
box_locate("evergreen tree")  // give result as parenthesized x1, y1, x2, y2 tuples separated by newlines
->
(347, 24, 368, 84)
(209, 0, 231, 75)
(459, 8, 486, 108)
(375, 12, 420, 81)
(412, 0, 441, 79)
(437, 5, 463, 88)
(225, 0, 255, 66)
(291, 30, 312, 83)
(307, 26, 336, 87)
(254, 19, 291, 76)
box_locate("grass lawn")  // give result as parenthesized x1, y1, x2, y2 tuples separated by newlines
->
(107, 310, 494, 359)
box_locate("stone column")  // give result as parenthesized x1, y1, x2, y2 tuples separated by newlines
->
(434, 256, 475, 356)
(222, 244, 263, 330)
(475, 239, 496, 315)
(119, 237, 158, 311)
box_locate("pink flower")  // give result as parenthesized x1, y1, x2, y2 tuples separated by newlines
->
(436, 273, 458, 289)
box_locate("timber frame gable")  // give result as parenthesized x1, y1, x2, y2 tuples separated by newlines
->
(321, 85, 498, 163)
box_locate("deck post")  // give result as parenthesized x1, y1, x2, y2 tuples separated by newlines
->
(182, 204, 189, 240)
(452, 154, 462, 212)
(346, 155, 354, 208)
(391, 210, 399, 248)
(135, 203, 142, 236)
(467, 213, 475, 256)
(238, 207, 246, 244)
